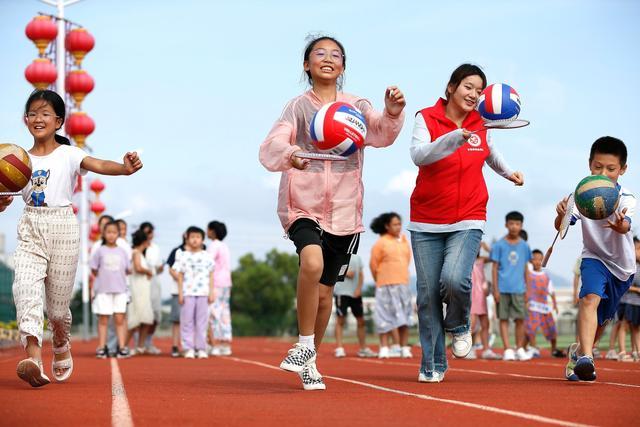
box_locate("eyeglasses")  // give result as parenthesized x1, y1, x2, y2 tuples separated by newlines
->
(25, 112, 59, 121)
(311, 48, 344, 64)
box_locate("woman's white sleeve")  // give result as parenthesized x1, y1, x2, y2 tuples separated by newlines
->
(410, 114, 466, 166)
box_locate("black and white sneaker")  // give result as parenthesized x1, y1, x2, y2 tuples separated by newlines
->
(116, 347, 131, 359)
(171, 346, 181, 358)
(279, 343, 316, 373)
(96, 346, 108, 359)
(298, 363, 326, 391)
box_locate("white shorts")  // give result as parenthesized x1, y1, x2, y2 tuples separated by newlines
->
(92, 293, 128, 315)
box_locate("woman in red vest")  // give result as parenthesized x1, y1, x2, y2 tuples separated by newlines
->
(409, 64, 523, 382)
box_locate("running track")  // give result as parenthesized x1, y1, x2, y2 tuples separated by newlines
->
(0, 338, 638, 426)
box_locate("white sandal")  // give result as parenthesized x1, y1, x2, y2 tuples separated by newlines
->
(52, 343, 74, 382)
(17, 358, 51, 387)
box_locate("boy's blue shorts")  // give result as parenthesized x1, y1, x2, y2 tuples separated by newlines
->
(580, 258, 634, 325)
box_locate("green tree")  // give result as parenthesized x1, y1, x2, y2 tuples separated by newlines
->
(231, 249, 299, 336)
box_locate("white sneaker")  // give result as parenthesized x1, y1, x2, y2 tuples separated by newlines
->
(196, 350, 209, 359)
(527, 346, 541, 358)
(488, 333, 496, 348)
(389, 345, 402, 358)
(210, 346, 222, 356)
(334, 347, 346, 358)
(464, 349, 477, 359)
(184, 349, 195, 359)
(481, 349, 502, 360)
(357, 347, 377, 358)
(401, 346, 413, 359)
(605, 349, 618, 360)
(516, 347, 532, 361)
(219, 345, 232, 356)
(503, 348, 516, 361)
(418, 372, 445, 383)
(451, 331, 472, 358)
(298, 362, 326, 391)
(378, 346, 390, 359)
(145, 345, 162, 355)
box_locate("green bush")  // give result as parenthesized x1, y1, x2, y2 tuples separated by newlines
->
(231, 249, 299, 336)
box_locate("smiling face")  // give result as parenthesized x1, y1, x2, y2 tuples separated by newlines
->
(589, 153, 627, 183)
(304, 38, 345, 87)
(25, 99, 62, 142)
(447, 75, 484, 114)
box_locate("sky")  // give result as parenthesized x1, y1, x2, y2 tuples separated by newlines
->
(1, 0, 639, 295)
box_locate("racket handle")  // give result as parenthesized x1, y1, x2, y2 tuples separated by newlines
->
(542, 247, 553, 268)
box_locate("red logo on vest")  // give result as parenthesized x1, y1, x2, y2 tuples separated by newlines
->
(468, 134, 481, 147)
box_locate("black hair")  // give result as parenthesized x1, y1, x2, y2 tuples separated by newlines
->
(101, 221, 119, 245)
(115, 219, 127, 227)
(25, 89, 70, 145)
(445, 64, 487, 100)
(131, 229, 149, 248)
(207, 220, 227, 241)
(303, 35, 346, 90)
(532, 249, 543, 256)
(139, 222, 154, 234)
(633, 235, 639, 244)
(186, 226, 205, 239)
(370, 212, 401, 235)
(519, 229, 528, 242)
(98, 214, 114, 225)
(589, 136, 627, 166)
(506, 211, 524, 222)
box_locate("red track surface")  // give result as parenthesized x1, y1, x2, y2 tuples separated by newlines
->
(1, 338, 638, 426)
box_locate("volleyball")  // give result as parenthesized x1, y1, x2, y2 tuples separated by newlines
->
(574, 175, 620, 220)
(0, 143, 32, 193)
(310, 102, 367, 157)
(477, 83, 522, 125)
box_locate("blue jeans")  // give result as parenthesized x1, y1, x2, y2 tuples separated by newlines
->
(411, 228, 482, 376)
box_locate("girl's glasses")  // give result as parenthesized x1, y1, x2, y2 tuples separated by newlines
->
(25, 112, 59, 121)
(311, 48, 344, 64)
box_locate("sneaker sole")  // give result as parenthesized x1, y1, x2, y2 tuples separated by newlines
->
(17, 360, 50, 388)
(574, 361, 596, 381)
(302, 383, 326, 391)
(280, 355, 316, 373)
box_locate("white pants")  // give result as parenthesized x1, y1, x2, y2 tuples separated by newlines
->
(12, 206, 79, 350)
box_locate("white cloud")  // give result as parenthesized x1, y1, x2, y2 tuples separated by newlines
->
(383, 169, 417, 197)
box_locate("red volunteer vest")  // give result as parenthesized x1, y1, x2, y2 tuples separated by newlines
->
(410, 98, 490, 224)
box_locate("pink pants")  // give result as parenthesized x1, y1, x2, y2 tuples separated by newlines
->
(180, 296, 208, 351)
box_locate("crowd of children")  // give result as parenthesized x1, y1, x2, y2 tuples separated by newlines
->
(89, 217, 234, 360)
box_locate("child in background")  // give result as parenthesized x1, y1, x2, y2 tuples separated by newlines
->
(126, 230, 155, 353)
(614, 237, 640, 362)
(174, 226, 215, 359)
(526, 249, 565, 358)
(166, 234, 186, 358)
(206, 221, 234, 357)
(559, 137, 635, 381)
(90, 221, 131, 358)
(490, 211, 532, 361)
(469, 243, 501, 360)
(370, 212, 414, 359)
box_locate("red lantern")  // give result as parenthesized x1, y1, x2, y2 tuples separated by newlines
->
(90, 200, 105, 216)
(90, 222, 101, 241)
(25, 16, 58, 56)
(65, 70, 94, 108)
(65, 112, 95, 148)
(90, 179, 105, 196)
(24, 58, 57, 90)
(65, 28, 95, 66)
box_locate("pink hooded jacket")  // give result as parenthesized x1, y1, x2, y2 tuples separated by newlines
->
(259, 90, 404, 236)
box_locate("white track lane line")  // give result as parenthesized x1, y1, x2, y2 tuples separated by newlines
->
(349, 358, 640, 389)
(226, 356, 594, 427)
(111, 358, 134, 427)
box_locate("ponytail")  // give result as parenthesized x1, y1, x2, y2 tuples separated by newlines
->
(54, 133, 71, 146)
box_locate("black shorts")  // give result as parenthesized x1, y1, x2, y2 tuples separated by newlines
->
(334, 295, 364, 318)
(288, 218, 360, 286)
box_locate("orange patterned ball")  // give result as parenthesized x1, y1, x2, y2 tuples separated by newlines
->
(0, 143, 32, 193)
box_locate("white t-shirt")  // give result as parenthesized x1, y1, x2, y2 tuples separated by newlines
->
(21, 145, 87, 207)
(571, 184, 636, 281)
(173, 249, 215, 297)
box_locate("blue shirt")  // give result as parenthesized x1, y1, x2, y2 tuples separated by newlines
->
(490, 237, 531, 294)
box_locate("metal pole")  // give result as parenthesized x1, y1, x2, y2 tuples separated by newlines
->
(41, 0, 90, 340)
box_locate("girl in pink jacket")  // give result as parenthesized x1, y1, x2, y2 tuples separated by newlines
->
(259, 35, 405, 391)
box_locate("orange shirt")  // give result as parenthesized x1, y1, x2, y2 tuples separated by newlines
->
(370, 233, 411, 287)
